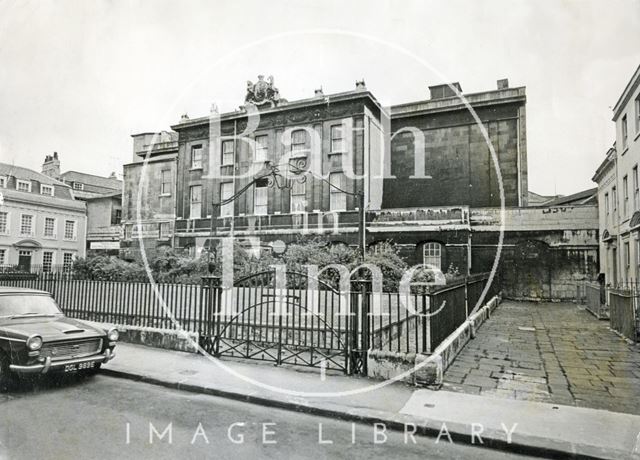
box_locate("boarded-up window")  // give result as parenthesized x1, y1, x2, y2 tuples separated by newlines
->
(329, 172, 346, 211)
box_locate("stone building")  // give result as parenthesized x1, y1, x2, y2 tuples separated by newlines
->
(593, 64, 640, 286)
(122, 76, 598, 300)
(0, 162, 86, 270)
(120, 131, 178, 260)
(41, 153, 122, 255)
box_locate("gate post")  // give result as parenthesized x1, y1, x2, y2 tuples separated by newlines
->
(201, 275, 221, 355)
(349, 279, 371, 376)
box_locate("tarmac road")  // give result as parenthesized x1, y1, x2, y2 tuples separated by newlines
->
(0, 373, 539, 460)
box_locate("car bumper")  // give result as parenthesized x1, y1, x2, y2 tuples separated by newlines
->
(10, 348, 116, 375)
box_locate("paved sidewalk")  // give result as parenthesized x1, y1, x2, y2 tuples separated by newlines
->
(443, 301, 640, 414)
(102, 342, 640, 459)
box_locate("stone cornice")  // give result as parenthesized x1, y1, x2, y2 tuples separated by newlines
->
(391, 87, 526, 119)
(170, 91, 380, 131)
(1, 189, 87, 214)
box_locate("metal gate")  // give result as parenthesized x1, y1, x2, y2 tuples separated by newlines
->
(199, 271, 367, 374)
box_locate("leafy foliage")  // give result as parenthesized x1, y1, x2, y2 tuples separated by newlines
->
(72, 238, 436, 291)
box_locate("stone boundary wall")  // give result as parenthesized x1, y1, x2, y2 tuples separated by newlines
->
(367, 294, 501, 386)
(86, 321, 200, 353)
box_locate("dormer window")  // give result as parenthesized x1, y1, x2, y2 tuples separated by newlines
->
(16, 180, 31, 192)
(40, 184, 54, 196)
(73, 182, 84, 191)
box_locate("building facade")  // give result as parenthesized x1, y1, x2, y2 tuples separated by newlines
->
(385, 80, 527, 209)
(593, 64, 640, 286)
(171, 80, 384, 257)
(85, 192, 122, 256)
(120, 131, 178, 260)
(121, 76, 598, 300)
(41, 153, 122, 254)
(0, 163, 86, 271)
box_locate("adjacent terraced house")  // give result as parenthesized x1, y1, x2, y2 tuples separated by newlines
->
(0, 162, 86, 271)
(593, 64, 640, 286)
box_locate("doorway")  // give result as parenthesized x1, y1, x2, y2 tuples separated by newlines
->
(18, 250, 32, 272)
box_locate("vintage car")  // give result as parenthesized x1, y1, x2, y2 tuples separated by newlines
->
(0, 287, 118, 384)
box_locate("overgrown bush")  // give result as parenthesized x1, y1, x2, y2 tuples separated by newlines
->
(72, 238, 460, 292)
(73, 256, 147, 281)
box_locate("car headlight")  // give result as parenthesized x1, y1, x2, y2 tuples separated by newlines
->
(107, 328, 119, 342)
(26, 335, 43, 351)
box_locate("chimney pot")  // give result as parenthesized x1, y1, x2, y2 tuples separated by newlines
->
(314, 88, 324, 97)
(355, 79, 366, 90)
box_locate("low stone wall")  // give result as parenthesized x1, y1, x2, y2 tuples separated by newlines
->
(86, 321, 200, 353)
(366, 294, 501, 386)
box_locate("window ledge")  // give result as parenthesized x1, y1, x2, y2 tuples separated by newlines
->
(159, 193, 172, 197)
(221, 163, 234, 167)
(189, 167, 203, 171)
(43, 236, 57, 240)
(328, 151, 345, 156)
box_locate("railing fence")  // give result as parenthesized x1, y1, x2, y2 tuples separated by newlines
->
(0, 271, 500, 360)
(608, 288, 638, 342)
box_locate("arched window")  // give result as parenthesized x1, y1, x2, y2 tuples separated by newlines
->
(423, 242, 442, 269)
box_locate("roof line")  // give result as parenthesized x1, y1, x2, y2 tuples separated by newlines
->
(62, 170, 122, 182)
(612, 63, 640, 119)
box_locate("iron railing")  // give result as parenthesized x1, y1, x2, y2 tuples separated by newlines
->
(579, 280, 638, 341)
(0, 271, 501, 368)
(608, 288, 639, 342)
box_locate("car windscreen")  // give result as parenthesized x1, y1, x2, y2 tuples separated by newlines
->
(0, 295, 62, 317)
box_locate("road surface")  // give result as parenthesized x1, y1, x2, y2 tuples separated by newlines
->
(0, 374, 537, 459)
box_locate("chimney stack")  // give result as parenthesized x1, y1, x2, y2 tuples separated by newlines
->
(497, 79, 509, 90)
(314, 88, 324, 97)
(42, 152, 61, 180)
(428, 82, 462, 100)
(355, 79, 366, 91)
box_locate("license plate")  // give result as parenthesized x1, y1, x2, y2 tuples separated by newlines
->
(64, 362, 95, 372)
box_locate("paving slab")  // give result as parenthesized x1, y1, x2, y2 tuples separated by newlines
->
(443, 300, 640, 414)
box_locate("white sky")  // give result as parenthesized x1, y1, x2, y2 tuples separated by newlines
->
(0, 0, 638, 196)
